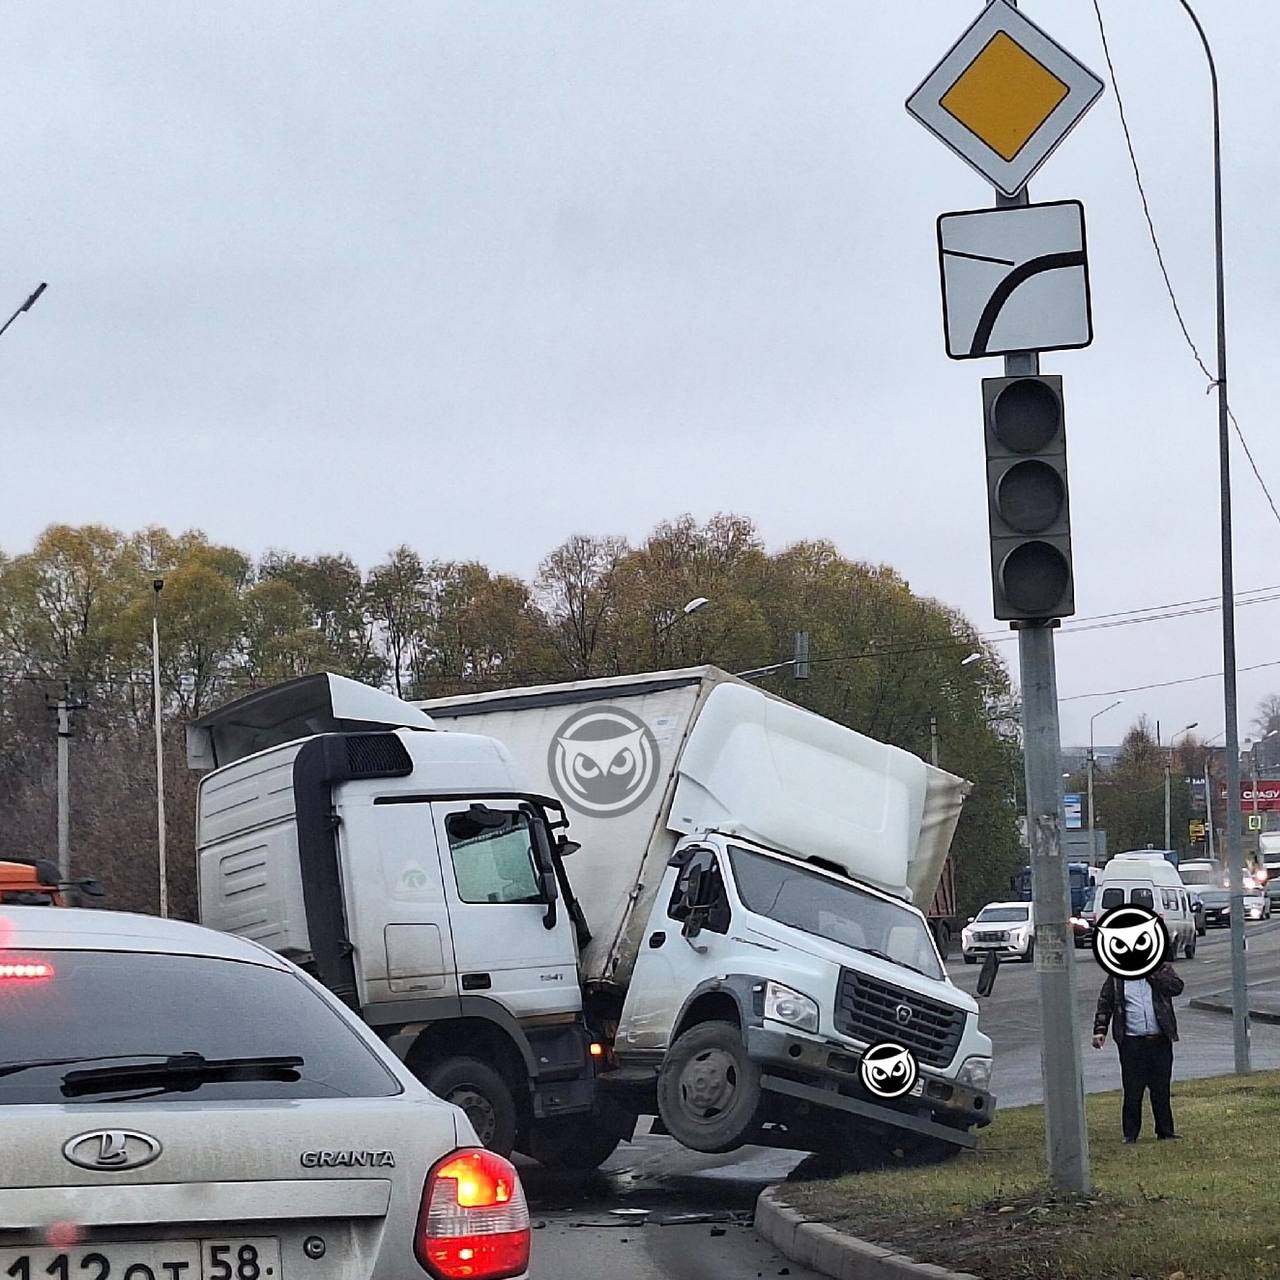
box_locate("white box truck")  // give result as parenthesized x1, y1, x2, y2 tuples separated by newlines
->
(191, 667, 994, 1173)
(421, 668, 994, 1154)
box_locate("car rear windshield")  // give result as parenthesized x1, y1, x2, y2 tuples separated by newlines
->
(0, 949, 401, 1105)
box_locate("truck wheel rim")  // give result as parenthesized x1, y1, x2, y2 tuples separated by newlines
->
(679, 1048, 738, 1120)
(448, 1087, 497, 1146)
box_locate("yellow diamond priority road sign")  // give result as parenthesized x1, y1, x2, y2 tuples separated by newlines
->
(907, 0, 1104, 197)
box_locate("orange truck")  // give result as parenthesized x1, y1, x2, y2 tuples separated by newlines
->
(0, 857, 103, 907)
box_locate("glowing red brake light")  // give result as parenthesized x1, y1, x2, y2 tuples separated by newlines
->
(417, 1148, 530, 1280)
(0, 960, 53, 981)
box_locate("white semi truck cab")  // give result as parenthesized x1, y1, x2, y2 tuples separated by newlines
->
(189, 674, 596, 1160)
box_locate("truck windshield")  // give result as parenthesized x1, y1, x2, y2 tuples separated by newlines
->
(727, 846, 943, 981)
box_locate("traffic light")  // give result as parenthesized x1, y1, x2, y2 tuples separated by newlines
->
(982, 374, 1074, 622)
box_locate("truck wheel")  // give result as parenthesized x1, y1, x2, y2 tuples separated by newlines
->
(528, 1113, 628, 1172)
(657, 1020, 762, 1154)
(420, 1057, 518, 1157)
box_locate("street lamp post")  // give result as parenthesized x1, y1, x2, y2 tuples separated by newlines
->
(1177, 0, 1249, 1075)
(0, 282, 47, 343)
(1166, 722, 1198, 852)
(1088, 700, 1123, 865)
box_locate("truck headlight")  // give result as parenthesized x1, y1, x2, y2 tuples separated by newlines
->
(763, 982, 820, 1034)
(956, 1056, 993, 1092)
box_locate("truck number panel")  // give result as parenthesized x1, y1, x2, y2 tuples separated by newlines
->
(2, 1239, 281, 1280)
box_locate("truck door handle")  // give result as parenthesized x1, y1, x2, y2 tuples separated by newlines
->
(648, 931, 666, 949)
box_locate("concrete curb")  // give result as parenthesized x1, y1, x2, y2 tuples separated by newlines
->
(1189, 994, 1280, 1025)
(754, 1186, 983, 1280)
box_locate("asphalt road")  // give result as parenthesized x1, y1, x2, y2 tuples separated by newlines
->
(522, 920, 1280, 1278)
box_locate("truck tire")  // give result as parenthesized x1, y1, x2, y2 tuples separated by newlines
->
(528, 1114, 627, 1172)
(420, 1057, 518, 1157)
(657, 1020, 763, 1154)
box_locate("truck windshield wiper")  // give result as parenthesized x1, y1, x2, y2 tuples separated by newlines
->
(851, 946, 936, 980)
(60, 1052, 304, 1098)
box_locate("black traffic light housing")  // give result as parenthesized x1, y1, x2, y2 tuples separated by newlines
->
(983, 374, 1074, 622)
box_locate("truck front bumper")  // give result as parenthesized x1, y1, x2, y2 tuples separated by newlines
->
(745, 1025, 995, 1144)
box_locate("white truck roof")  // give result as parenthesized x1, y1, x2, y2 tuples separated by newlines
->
(422, 666, 970, 984)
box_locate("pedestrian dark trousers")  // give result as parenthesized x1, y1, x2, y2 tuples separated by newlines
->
(1118, 1034, 1175, 1140)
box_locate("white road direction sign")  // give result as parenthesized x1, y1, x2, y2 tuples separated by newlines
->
(937, 200, 1091, 360)
(906, 0, 1104, 197)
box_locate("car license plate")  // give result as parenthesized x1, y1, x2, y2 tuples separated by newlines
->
(0, 1238, 282, 1280)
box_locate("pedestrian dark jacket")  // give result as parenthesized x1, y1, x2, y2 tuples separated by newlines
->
(1093, 963, 1184, 1043)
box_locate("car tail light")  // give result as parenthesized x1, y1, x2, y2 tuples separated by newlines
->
(417, 1148, 530, 1280)
(0, 960, 54, 981)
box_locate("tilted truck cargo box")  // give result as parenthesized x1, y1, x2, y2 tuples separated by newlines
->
(420, 666, 970, 986)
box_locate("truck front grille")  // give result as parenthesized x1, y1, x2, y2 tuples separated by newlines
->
(834, 969, 966, 1068)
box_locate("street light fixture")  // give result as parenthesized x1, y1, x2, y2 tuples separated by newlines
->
(1087, 699, 1123, 863)
(0, 282, 47, 343)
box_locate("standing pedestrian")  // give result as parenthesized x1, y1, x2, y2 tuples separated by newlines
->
(1091, 960, 1185, 1143)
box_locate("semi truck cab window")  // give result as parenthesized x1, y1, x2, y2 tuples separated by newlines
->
(445, 809, 543, 905)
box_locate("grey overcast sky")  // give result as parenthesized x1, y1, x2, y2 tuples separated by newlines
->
(0, 1, 1275, 751)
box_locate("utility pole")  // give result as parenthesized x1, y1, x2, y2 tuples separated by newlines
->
(152, 578, 169, 918)
(1166, 723, 1198, 854)
(56, 699, 71, 879)
(51, 687, 88, 880)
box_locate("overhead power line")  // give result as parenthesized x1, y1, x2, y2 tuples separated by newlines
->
(1090, 0, 1280, 533)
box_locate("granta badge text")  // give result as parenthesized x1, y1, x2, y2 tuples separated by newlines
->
(301, 1150, 396, 1169)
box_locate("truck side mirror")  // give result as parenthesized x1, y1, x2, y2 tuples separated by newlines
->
(556, 837, 581, 858)
(540, 866, 559, 931)
(976, 950, 1000, 998)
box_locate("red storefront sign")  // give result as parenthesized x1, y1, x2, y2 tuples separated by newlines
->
(1218, 780, 1280, 810)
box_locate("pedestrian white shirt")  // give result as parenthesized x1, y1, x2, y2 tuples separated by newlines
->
(1123, 978, 1159, 1036)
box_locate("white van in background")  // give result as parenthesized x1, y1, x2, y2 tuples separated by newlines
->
(1096, 852, 1197, 960)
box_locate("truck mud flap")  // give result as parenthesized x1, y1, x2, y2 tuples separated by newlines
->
(759, 1074, 977, 1149)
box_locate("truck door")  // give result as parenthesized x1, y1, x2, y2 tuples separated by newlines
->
(338, 796, 458, 1004)
(620, 846, 733, 1051)
(432, 799, 579, 1018)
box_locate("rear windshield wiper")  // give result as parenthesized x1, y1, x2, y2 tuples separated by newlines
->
(0, 1052, 177, 1081)
(61, 1052, 304, 1098)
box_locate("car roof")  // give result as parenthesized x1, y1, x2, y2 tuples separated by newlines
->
(0, 906, 287, 967)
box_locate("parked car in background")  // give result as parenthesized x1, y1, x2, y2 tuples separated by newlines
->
(962, 902, 1034, 964)
(0, 906, 532, 1280)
